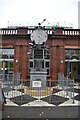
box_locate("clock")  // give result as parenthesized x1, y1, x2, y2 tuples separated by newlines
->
(30, 28, 48, 44)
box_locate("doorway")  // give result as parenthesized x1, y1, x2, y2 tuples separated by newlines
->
(71, 62, 80, 81)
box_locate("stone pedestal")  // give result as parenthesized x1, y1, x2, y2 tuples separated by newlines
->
(30, 69, 47, 88)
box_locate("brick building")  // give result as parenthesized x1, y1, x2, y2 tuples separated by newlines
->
(0, 26, 80, 81)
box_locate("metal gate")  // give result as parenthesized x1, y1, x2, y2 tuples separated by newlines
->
(0, 73, 74, 106)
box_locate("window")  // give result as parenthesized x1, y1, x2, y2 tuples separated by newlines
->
(42, 61, 44, 68)
(46, 69, 50, 75)
(44, 49, 50, 59)
(0, 49, 14, 78)
(0, 49, 14, 56)
(29, 49, 33, 59)
(65, 49, 80, 60)
(10, 55, 14, 59)
(29, 61, 33, 68)
(2, 55, 8, 59)
(45, 61, 49, 68)
(65, 49, 80, 78)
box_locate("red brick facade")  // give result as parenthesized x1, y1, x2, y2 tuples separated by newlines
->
(1, 27, 80, 80)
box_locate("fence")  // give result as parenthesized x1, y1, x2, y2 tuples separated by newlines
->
(58, 73, 74, 103)
(0, 73, 75, 106)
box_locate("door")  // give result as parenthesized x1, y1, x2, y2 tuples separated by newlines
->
(71, 62, 79, 80)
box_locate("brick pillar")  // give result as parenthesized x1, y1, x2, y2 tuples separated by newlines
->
(59, 45, 65, 75)
(21, 45, 28, 79)
(14, 43, 29, 80)
(19, 45, 23, 74)
(26, 45, 29, 77)
(51, 45, 57, 80)
(56, 46, 60, 73)
(14, 45, 20, 75)
(50, 47, 53, 78)
(50, 41, 65, 80)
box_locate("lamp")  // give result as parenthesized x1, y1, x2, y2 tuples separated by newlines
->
(38, 19, 46, 26)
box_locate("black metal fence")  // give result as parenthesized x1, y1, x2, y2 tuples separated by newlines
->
(0, 73, 75, 106)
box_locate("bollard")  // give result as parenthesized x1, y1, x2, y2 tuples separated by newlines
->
(49, 79, 51, 103)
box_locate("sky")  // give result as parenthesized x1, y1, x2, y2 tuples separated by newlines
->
(0, 0, 79, 28)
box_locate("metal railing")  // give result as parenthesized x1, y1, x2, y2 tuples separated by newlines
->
(0, 73, 75, 106)
(58, 73, 74, 103)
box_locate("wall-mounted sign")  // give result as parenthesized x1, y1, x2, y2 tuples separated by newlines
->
(32, 81, 41, 87)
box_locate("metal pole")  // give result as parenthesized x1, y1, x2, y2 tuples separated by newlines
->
(3, 60, 5, 82)
(7, 74, 9, 96)
(67, 61, 69, 78)
(21, 78, 23, 103)
(72, 79, 75, 104)
(49, 79, 51, 103)
(66, 77, 68, 96)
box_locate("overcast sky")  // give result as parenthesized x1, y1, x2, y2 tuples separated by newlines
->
(0, 0, 79, 28)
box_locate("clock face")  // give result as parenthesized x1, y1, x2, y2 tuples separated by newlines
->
(30, 28, 48, 44)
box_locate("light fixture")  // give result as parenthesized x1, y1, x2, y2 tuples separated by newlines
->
(61, 60, 63, 64)
(27, 52, 31, 55)
(38, 19, 46, 26)
(16, 59, 18, 63)
(29, 43, 33, 46)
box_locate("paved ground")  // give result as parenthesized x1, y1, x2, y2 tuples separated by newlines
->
(2, 106, 80, 119)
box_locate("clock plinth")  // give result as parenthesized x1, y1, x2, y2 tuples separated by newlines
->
(30, 68, 47, 88)
(29, 27, 48, 88)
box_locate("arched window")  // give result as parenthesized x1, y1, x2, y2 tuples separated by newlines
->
(2, 54, 9, 59)
(71, 55, 79, 60)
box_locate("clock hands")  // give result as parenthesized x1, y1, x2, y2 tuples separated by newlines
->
(31, 28, 47, 44)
